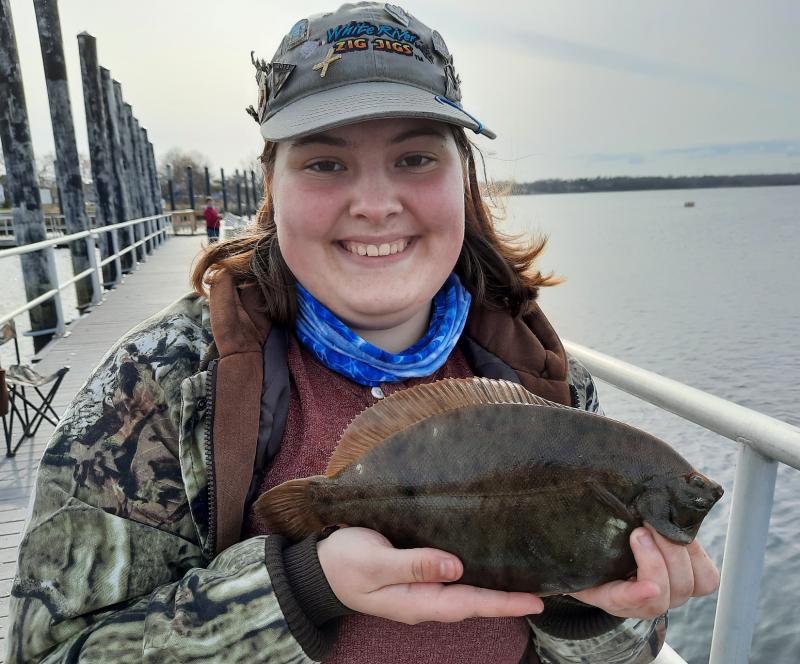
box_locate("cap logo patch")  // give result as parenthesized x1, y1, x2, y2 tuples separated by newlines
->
(443, 55, 461, 100)
(431, 30, 449, 58)
(384, 4, 410, 27)
(298, 40, 321, 60)
(324, 21, 420, 59)
(415, 38, 434, 63)
(270, 62, 296, 98)
(286, 19, 309, 50)
(248, 51, 271, 124)
(327, 21, 419, 45)
(313, 47, 343, 78)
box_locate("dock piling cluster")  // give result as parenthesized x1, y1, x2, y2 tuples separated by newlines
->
(1, 0, 165, 350)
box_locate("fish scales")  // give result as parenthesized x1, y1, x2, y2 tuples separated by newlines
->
(256, 378, 723, 595)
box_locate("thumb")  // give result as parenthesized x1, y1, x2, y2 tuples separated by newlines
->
(383, 547, 464, 586)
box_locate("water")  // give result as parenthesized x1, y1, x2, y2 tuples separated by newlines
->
(501, 186, 800, 663)
(1, 188, 797, 661)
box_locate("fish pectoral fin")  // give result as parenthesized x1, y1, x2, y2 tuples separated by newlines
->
(586, 480, 634, 520)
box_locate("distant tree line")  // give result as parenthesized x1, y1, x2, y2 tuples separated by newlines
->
(497, 173, 800, 195)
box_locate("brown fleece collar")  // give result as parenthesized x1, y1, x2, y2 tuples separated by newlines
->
(465, 302, 570, 406)
(209, 275, 272, 553)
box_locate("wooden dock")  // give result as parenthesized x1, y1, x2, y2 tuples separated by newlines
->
(0, 234, 207, 660)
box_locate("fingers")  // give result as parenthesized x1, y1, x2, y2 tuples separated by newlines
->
(571, 527, 668, 618)
(629, 527, 672, 616)
(376, 583, 543, 624)
(644, 525, 694, 608)
(421, 584, 544, 622)
(380, 546, 464, 586)
(686, 538, 721, 597)
(570, 578, 660, 618)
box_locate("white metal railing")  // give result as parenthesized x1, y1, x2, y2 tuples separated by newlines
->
(0, 213, 171, 334)
(0, 212, 99, 239)
(565, 340, 800, 664)
(654, 644, 688, 664)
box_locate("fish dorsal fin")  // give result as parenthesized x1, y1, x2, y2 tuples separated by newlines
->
(326, 377, 565, 476)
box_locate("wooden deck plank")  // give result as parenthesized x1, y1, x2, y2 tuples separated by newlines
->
(0, 562, 18, 582)
(0, 236, 204, 659)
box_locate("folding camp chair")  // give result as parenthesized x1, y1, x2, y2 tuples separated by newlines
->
(1, 320, 69, 457)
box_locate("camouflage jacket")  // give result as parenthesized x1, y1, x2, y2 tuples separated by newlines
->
(6, 287, 663, 663)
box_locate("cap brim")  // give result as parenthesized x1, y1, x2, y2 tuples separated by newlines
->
(260, 82, 495, 141)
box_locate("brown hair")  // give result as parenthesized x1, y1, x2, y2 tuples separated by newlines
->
(191, 127, 560, 323)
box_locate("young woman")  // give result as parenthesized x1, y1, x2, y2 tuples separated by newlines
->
(8, 4, 719, 663)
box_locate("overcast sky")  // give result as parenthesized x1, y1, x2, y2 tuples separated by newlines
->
(4, 0, 800, 181)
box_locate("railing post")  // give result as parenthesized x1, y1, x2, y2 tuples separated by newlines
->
(109, 228, 122, 286)
(86, 234, 102, 307)
(708, 442, 778, 664)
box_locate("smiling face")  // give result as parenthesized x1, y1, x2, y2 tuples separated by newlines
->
(271, 118, 465, 347)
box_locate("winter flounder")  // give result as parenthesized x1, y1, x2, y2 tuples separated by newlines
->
(254, 377, 723, 595)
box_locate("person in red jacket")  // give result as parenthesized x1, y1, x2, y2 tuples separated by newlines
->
(203, 197, 221, 243)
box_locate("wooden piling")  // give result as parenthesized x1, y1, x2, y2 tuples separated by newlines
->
(187, 165, 195, 213)
(167, 164, 176, 211)
(221, 168, 228, 211)
(236, 169, 242, 216)
(99, 67, 134, 271)
(33, 0, 96, 311)
(113, 88, 145, 262)
(250, 169, 260, 214)
(143, 130, 163, 244)
(131, 118, 155, 252)
(77, 32, 119, 286)
(0, 0, 60, 351)
(127, 110, 150, 256)
(243, 165, 252, 216)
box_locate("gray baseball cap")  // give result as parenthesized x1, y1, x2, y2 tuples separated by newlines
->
(247, 2, 496, 141)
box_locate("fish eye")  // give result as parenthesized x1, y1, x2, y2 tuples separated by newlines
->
(688, 473, 707, 489)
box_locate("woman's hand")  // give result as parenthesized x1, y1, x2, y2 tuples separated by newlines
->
(570, 524, 720, 619)
(317, 526, 543, 624)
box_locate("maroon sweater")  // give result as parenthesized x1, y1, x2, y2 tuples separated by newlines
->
(246, 335, 530, 663)
(203, 205, 221, 229)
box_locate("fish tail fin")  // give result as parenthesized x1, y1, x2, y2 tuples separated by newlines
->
(253, 475, 328, 540)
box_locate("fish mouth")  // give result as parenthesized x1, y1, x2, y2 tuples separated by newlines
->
(667, 503, 711, 543)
